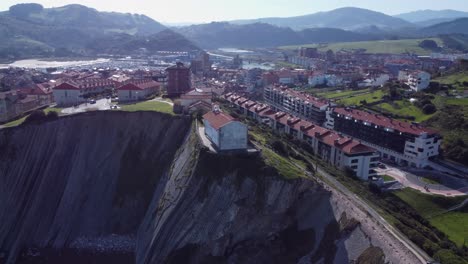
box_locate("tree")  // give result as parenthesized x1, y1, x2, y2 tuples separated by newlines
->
(24, 110, 46, 124)
(419, 39, 439, 51)
(9, 3, 43, 18)
(422, 104, 437, 115)
(46, 111, 59, 120)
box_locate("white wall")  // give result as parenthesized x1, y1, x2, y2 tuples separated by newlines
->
(219, 121, 248, 150)
(204, 119, 220, 147)
(118, 89, 155, 102)
(53, 89, 84, 106)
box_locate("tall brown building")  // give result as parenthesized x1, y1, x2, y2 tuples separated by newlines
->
(166, 62, 192, 97)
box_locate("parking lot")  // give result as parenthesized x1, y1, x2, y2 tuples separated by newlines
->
(61, 99, 114, 115)
(376, 164, 468, 197)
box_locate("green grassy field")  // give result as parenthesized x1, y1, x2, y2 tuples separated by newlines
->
(119, 101, 174, 115)
(280, 38, 443, 55)
(376, 100, 434, 122)
(2, 107, 63, 128)
(382, 175, 395, 182)
(395, 188, 468, 247)
(249, 130, 306, 179)
(431, 212, 468, 248)
(318, 89, 370, 99)
(434, 71, 468, 91)
(337, 90, 385, 106)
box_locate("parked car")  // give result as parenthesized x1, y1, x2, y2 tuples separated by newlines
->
(89, 99, 96, 104)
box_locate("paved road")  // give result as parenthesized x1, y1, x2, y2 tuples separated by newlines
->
(377, 166, 468, 197)
(196, 123, 217, 153)
(309, 164, 430, 264)
(61, 98, 112, 115)
(150, 97, 174, 106)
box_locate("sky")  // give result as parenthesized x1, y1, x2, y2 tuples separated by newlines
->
(1, 0, 468, 23)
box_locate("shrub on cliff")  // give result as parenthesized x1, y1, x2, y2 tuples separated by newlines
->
(24, 110, 59, 125)
(24, 110, 47, 124)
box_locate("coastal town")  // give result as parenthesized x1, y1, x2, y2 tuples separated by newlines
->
(1, 1, 468, 264)
(1, 47, 467, 179)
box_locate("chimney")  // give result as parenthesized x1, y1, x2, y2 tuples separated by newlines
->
(334, 139, 340, 146)
(212, 104, 220, 114)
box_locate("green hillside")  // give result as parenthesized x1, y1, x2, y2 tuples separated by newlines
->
(280, 38, 443, 55)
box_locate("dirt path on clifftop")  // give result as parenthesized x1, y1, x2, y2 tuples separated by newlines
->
(313, 168, 430, 264)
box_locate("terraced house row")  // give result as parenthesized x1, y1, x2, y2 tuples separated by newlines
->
(264, 86, 333, 124)
(325, 107, 441, 168)
(224, 93, 380, 180)
(264, 86, 442, 169)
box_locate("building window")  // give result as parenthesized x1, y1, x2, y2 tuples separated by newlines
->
(351, 159, 358, 164)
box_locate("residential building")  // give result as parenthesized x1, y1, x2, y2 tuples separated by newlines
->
(278, 71, 295, 85)
(176, 88, 213, 114)
(358, 73, 390, 88)
(406, 70, 431, 92)
(0, 91, 19, 123)
(325, 107, 441, 168)
(203, 108, 248, 151)
(53, 79, 114, 106)
(166, 62, 192, 97)
(18, 82, 55, 107)
(299, 47, 319, 58)
(308, 72, 326, 87)
(0, 90, 44, 123)
(225, 93, 379, 180)
(264, 86, 332, 125)
(117, 79, 160, 102)
(262, 72, 279, 86)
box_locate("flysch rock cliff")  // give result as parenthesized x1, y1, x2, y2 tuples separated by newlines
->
(1, 111, 391, 264)
(136, 128, 385, 264)
(0, 111, 191, 264)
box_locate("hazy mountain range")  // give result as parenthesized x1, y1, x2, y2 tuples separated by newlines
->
(0, 3, 199, 60)
(229, 7, 413, 31)
(2, 3, 468, 59)
(395, 9, 468, 26)
(174, 8, 468, 49)
(174, 22, 374, 49)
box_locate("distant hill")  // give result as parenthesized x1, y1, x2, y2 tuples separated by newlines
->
(414, 18, 463, 28)
(421, 18, 468, 36)
(395, 9, 468, 23)
(229, 7, 414, 31)
(0, 3, 199, 60)
(175, 22, 376, 49)
(438, 34, 468, 52)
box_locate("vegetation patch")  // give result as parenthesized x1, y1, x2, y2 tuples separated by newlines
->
(395, 188, 468, 247)
(356, 246, 385, 264)
(420, 177, 442, 185)
(376, 100, 434, 122)
(119, 100, 174, 115)
(382, 175, 395, 182)
(337, 89, 385, 106)
(280, 38, 443, 55)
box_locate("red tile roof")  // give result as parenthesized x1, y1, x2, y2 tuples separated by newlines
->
(54, 82, 80, 90)
(203, 111, 235, 130)
(269, 87, 329, 108)
(118, 80, 160, 91)
(225, 93, 376, 155)
(333, 107, 437, 136)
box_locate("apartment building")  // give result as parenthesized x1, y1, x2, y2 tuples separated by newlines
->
(225, 93, 379, 180)
(264, 86, 333, 125)
(325, 107, 441, 168)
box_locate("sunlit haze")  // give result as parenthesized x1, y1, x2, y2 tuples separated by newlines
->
(1, 0, 468, 23)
